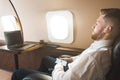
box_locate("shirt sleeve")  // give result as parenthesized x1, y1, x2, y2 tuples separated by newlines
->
(52, 54, 98, 80)
(71, 55, 79, 61)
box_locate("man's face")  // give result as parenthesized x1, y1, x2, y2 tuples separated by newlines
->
(91, 15, 106, 40)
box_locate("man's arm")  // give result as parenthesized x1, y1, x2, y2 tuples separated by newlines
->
(52, 54, 97, 80)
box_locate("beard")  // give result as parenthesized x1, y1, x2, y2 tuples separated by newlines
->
(91, 32, 105, 40)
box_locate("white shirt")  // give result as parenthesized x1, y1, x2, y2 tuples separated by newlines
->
(52, 40, 112, 80)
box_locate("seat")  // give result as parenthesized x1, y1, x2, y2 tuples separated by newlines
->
(23, 37, 120, 80)
(106, 37, 120, 80)
(23, 73, 52, 80)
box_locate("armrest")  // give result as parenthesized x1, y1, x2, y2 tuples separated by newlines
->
(59, 54, 73, 58)
(23, 73, 52, 80)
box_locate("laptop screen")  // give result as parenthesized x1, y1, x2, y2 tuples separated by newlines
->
(4, 30, 24, 48)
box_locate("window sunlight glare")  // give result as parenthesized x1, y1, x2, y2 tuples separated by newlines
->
(1, 15, 19, 32)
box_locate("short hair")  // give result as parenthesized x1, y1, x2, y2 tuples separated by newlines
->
(100, 8, 120, 28)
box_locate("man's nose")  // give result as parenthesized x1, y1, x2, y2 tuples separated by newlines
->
(92, 24, 95, 29)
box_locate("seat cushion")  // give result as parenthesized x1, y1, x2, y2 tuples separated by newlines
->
(23, 73, 52, 80)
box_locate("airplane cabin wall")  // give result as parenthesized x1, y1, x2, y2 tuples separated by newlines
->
(0, 0, 120, 49)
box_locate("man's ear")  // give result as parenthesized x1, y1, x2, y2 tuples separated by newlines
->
(103, 25, 112, 33)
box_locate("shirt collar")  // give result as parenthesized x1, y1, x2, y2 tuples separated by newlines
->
(90, 40, 112, 49)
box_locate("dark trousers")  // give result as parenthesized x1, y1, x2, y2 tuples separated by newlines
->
(12, 56, 68, 80)
(40, 56, 68, 74)
(12, 69, 41, 80)
(40, 56, 57, 74)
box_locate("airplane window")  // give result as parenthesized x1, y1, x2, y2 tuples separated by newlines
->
(46, 10, 73, 43)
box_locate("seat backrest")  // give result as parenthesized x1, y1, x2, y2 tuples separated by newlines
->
(106, 37, 120, 80)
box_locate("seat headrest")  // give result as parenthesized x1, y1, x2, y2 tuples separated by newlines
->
(106, 37, 120, 80)
(112, 41, 120, 67)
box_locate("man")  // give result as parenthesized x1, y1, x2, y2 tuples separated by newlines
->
(12, 8, 120, 80)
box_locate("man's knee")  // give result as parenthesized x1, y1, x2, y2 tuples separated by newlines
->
(12, 69, 39, 80)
